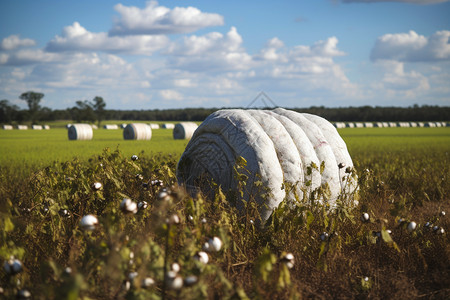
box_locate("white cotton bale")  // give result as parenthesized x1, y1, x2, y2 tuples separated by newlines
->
(2, 125, 13, 130)
(123, 123, 152, 140)
(120, 123, 128, 129)
(68, 124, 93, 140)
(162, 123, 175, 129)
(302, 113, 358, 201)
(264, 110, 321, 195)
(364, 123, 373, 128)
(355, 122, 364, 128)
(43, 125, 50, 130)
(177, 108, 357, 223)
(173, 122, 198, 140)
(150, 123, 160, 129)
(346, 123, 355, 128)
(248, 110, 304, 201)
(274, 108, 342, 203)
(104, 124, 119, 130)
(32, 125, 43, 130)
(17, 125, 28, 130)
(374, 122, 383, 128)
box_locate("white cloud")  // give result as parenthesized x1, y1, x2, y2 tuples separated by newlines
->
(0, 49, 59, 66)
(1, 35, 36, 50)
(166, 27, 252, 72)
(46, 22, 169, 55)
(373, 60, 430, 97)
(342, 0, 448, 4)
(110, 1, 224, 36)
(371, 30, 450, 62)
(159, 89, 183, 101)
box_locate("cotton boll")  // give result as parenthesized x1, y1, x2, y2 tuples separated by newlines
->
(194, 251, 209, 264)
(131, 155, 138, 161)
(206, 237, 222, 252)
(360, 212, 370, 223)
(120, 198, 138, 214)
(141, 277, 155, 289)
(407, 221, 417, 232)
(166, 271, 183, 290)
(80, 214, 99, 231)
(280, 253, 295, 269)
(92, 182, 102, 190)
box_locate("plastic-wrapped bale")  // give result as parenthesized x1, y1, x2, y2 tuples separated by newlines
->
(177, 108, 358, 222)
(2, 125, 13, 130)
(68, 124, 93, 140)
(123, 123, 152, 140)
(17, 125, 28, 130)
(162, 123, 175, 129)
(32, 125, 43, 130)
(173, 122, 198, 140)
(104, 124, 119, 130)
(150, 123, 160, 129)
(43, 125, 50, 130)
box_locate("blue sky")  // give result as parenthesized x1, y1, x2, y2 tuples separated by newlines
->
(1, 0, 449, 110)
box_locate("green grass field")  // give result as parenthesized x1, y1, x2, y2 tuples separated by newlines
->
(0, 126, 188, 173)
(1, 124, 449, 299)
(1, 125, 449, 173)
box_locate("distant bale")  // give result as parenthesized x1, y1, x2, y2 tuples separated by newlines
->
(43, 125, 50, 130)
(123, 123, 152, 140)
(66, 124, 72, 129)
(32, 125, 43, 130)
(173, 122, 198, 140)
(17, 125, 28, 130)
(364, 122, 373, 128)
(104, 124, 119, 130)
(374, 122, 383, 128)
(162, 123, 175, 129)
(2, 125, 13, 130)
(149, 123, 160, 129)
(68, 124, 93, 140)
(120, 123, 127, 129)
(91, 124, 98, 129)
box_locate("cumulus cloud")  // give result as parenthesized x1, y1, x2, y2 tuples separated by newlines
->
(165, 27, 252, 71)
(342, 0, 448, 4)
(46, 22, 169, 55)
(371, 30, 450, 62)
(374, 60, 430, 97)
(110, 1, 224, 36)
(0, 49, 59, 66)
(1, 35, 36, 50)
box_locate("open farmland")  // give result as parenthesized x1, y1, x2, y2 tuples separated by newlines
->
(0, 125, 449, 299)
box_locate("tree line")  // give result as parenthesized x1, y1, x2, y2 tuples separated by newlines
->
(1, 91, 449, 124)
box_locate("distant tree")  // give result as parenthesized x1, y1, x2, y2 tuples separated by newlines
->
(73, 100, 96, 123)
(92, 96, 106, 127)
(0, 99, 20, 123)
(19, 91, 44, 123)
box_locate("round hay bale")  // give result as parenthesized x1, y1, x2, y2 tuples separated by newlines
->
(68, 124, 93, 140)
(17, 125, 28, 130)
(2, 125, 13, 130)
(173, 122, 198, 140)
(123, 123, 152, 140)
(32, 125, 43, 130)
(43, 125, 50, 130)
(162, 123, 175, 129)
(104, 124, 119, 130)
(149, 123, 160, 129)
(177, 109, 358, 223)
